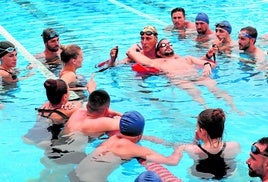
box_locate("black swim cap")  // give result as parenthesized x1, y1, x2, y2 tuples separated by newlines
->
(41, 28, 59, 43)
(0, 41, 16, 58)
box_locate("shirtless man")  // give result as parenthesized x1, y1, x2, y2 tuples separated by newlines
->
(35, 28, 62, 75)
(71, 111, 182, 182)
(238, 26, 266, 63)
(212, 20, 236, 54)
(62, 89, 122, 137)
(195, 13, 215, 43)
(165, 7, 195, 31)
(127, 38, 239, 112)
(119, 25, 158, 65)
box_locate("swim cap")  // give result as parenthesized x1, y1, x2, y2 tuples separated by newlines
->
(216, 20, 232, 34)
(0, 41, 16, 58)
(140, 26, 158, 36)
(120, 111, 145, 136)
(41, 28, 59, 43)
(195, 13, 209, 24)
(135, 170, 162, 182)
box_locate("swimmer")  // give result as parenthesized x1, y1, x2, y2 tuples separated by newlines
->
(35, 28, 62, 75)
(176, 108, 240, 180)
(0, 41, 34, 84)
(127, 38, 240, 113)
(237, 26, 266, 63)
(164, 7, 195, 32)
(59, 44, 96, 100)
(195, 13, 215, 44)
(71, 111, 182, 182)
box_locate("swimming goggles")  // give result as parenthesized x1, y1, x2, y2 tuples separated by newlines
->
(239, 32, 253, 39)
(215, 28, 225, 33)
(215, 22, 228, 29)
(0, 47, 16, 56)
(158, 42, 173, 48)
(140, 31, 158, 36)
(251, 142, 268, 157)
(42, 32, 59, 40)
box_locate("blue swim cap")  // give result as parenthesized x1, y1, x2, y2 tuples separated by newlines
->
(216, 20, 232, 34)
(134, 170, 162, 182)
(120, 111, 145, 136)
(195, 13, 209, 24)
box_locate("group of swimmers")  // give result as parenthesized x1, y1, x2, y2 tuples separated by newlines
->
(1, 6, 268, 182)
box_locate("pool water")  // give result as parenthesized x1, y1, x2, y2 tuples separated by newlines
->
(0, 0, 268, 181)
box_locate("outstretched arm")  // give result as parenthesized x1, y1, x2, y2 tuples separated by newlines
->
(126, 45, 159, 68)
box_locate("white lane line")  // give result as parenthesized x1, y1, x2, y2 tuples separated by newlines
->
(0, 25, 79, 100)
(108, 0, 168, 26)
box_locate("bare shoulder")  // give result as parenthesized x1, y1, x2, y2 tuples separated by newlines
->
(224, 141, 241, 157)
(34, 52, 45, 59)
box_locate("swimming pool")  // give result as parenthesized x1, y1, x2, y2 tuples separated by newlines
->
(0, 0, 268, 181)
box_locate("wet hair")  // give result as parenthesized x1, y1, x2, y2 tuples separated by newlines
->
(197, 108, 226, 140)
(240, 26, 258, 43)
(60, 44, 81, 63)
(44, 79, 67, 105)
(155, 38, 174, 57)
(257, 137, 268, 154)
(87, 90, 110, 113)
(171, 7, 185, 17)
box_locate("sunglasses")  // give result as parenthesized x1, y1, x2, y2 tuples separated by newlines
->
(251, 142, 268, 157)
(158, 42, 172, 48)
(140, 31, 158, 36)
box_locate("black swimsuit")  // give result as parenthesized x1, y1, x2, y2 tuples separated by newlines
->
(0, 68, 17, 80)
(35, 108, 69, 140)
(196, 142, 229, 179)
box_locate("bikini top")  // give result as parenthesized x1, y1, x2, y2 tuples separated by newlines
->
(195, 142, 229, 179)
(0, 68, 17, 80)
(35, 108, 69, 124)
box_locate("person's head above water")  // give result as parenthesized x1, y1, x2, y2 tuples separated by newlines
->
(0, 41, 16, 58)
(195, 12, 209, 24)
(134, 170, 162, 182)
(120, 111, 145, 137)
(41, 28, 59, 43)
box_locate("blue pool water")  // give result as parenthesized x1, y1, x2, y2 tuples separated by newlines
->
(0, 0, 268, 181)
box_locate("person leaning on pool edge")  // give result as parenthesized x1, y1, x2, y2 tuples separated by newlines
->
(246, 137, 268, 182)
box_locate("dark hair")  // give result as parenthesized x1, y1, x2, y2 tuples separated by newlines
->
(240, 26, 258, 43)
(198, 108, 225, 140)
(171, 7, 185, 17)
(257, 137, 268, 154)
(44, 79, 67, 105)
(87, 90, 110, 113)
(60, 44, 81, 63)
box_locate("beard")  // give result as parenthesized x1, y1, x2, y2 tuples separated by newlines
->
(248, 166, 259, 178)
(47, 45, 59, 52)
(239, 44, 250, 51)
(197, 29, 207, 35)
(164, 50, 174, 57)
